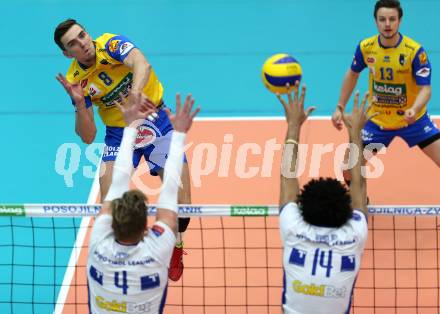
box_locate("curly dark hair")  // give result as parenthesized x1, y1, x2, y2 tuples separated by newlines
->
(374, 0, 403, 20)
(297, 178, 352, 228)
(111, 190, 148, 242)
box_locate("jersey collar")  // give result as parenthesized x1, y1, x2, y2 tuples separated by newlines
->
(378, 33, 403, 49)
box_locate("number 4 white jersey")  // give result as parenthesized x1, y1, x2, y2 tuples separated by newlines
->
(87, 215, 176, 314)
(280, 202, 368, 314)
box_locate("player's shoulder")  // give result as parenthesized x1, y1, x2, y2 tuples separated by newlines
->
(401, 35, 423, 53)
(95, 33, 119, 46)
(359, 35, 378, 50)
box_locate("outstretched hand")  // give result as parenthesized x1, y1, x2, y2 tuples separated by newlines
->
(55, 73, 85, 106)
(338, 91, 378, 138)
(164, 94, 200, 133)
(276, 82, 315, 127)
(117, 92, 157, 128)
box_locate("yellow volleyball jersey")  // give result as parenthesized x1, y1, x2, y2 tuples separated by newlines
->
(351, 34, 431, 129)
(66, 33, 164, 127)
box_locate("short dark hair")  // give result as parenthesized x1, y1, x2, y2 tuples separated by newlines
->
(374, 0, 403, 19)
(111, 190, 148, 242)
(297, 178, 352, 228)
(54, 18, 84, 51)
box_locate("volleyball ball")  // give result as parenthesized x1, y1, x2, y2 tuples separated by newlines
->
(261, 53, 302, 94)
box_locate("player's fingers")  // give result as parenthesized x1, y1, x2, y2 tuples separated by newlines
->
(360, 92, 369, 113)
(175, 93, 182, 114)
(305, 106, 315, 118)
(299, 85, 306, 109)
(183, 94, 192, 114)
(285, 83, 294, 105)
(185, 97, 195, 115)
(353, 91, 360, 110)
(190, 107, 201, 120)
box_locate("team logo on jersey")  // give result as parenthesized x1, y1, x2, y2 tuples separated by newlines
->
(89, 83, 102, 97)
(373, 81, 407, 105)
(383, 56, 390, 63)
(399, 54, 406, 66)
(419, 51, 428, 65)
(416, 67, 431, 78)
(134, 125, 158, 149)
(366, 56, 375, 64)
(151, 224, 164, 237)
(292, 280, 346, 298)
(108, 39, 121, 53)
(80, 79, 88, 88)
(101, 73, 133, 107)
(120, 42, 134, 56)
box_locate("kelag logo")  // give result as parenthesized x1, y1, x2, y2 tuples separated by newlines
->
(231, 206, 268, 216)
(0, 205, 25, 216)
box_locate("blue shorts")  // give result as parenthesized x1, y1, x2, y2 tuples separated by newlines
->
(102, 106, 185, 176)
(362, 113, 440, 148)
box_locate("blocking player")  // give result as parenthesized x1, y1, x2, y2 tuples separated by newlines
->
(277, 84, 371, 313)
(54, 19, 190, 281)
(87, 92, 199, 313)
(332, 0, 440, 183)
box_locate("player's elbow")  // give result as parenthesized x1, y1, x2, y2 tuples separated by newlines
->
(77, 128, 97, 144)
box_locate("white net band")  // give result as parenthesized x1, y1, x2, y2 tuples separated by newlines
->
(0, 204, 439, 217)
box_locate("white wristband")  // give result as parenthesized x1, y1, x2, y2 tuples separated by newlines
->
(156, 131, 186, 213)
(105, 127, 137, 201)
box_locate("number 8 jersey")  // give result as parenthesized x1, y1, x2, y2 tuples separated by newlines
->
(280, 203, 368, 314)
(87, 215, 175, 314)
(66, 33, 164, 128)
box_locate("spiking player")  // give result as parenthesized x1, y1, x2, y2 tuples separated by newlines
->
(54, 19, 189, 281)
(277, 83, 371, 313)
(87, 92, 199, 314)
(332, 0, 440, 182)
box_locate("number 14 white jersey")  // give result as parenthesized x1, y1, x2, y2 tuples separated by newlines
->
(87, 215, 175, 314)
(280, 202, 368, 314)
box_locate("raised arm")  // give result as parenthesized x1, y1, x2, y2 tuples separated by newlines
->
(56, 73, 97, 144)
(99, 92, 157, 215)
(339, 92, 377, 216)
(123, 49, 152, 94)
(277, 83, 315, 209)
(156, 94, 200, 234)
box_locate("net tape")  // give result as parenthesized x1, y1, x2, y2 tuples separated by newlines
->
(1, 204, 439, 217)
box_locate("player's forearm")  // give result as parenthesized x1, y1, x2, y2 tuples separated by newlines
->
(105, 127, 137, 201)
(157, 132, 186, 212)
(348, 132, 366, 211)
(75, 106, 96, 144)
(279, 124, 300, 206)
(131, 59, 152, 93)
(337, 70, 360, 110)
(411, 85, 431, 113)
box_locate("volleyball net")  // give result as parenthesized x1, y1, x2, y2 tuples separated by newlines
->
(1, 204, 439, 313)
